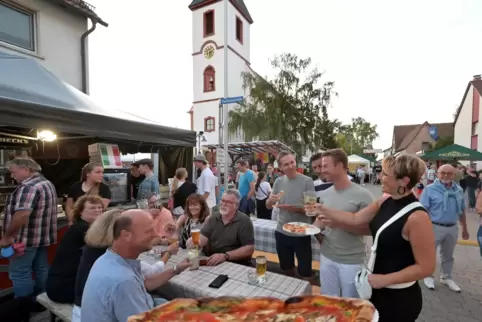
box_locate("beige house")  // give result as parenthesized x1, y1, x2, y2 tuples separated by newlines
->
(388, 122, 454, 156)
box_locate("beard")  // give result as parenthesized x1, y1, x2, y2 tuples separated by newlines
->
(219, 207, 228, 215)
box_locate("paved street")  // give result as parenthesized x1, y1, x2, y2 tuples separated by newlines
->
(33, 184, 482, 322)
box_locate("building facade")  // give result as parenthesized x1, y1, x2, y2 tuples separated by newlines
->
(454, 75, 482, 152)
(189, 0, 253, 146)
(389, 122, 454, 156)
(0, 0, 106, 93)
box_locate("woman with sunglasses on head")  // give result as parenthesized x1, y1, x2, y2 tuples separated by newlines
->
(311, 155, 435, 322)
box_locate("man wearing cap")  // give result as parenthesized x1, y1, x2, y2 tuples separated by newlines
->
(194, 154, 217, 212)
(132, 159, 160, 200)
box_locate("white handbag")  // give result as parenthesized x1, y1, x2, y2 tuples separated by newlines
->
(355, 201, 422, 300)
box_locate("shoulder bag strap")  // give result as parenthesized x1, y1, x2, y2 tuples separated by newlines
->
(366, 201, 423, 272)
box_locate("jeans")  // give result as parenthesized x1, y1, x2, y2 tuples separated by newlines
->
(9, 246, 49, 298)
(477, 225, 482, 258)
(467, 187, 476, 208)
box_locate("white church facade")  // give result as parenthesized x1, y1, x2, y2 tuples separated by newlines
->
(188, 0, 254, 147)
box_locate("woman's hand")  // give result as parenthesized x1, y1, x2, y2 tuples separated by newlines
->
(368, 274, 391, 289)
(175, 259, 192, 273)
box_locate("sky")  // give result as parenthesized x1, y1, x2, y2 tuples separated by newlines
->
(87, 0, 482, 150)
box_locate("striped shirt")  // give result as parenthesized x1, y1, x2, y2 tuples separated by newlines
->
(2, 173, 57, 247)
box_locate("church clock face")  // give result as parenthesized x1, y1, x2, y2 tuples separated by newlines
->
(204, 45, 215, 59)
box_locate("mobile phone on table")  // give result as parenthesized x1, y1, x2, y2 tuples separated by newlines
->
(208, 274, 229, 288)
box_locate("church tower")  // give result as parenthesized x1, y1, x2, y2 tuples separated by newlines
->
(188, 0, 253, 148)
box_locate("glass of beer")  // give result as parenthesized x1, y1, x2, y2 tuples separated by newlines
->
(303, 191, 318, 216)
(191, 221, 202, 255)
(256, 255, 267, 283)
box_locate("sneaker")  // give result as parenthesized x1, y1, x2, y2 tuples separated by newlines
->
(423, 277, 435, 290)
(440, 278, 461, 292)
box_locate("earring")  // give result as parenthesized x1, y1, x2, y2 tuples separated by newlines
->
(397, 186, 407, 195)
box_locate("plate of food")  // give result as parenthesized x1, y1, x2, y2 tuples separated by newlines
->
(283, 222, 321, 236)
(128, 295, 378, 321)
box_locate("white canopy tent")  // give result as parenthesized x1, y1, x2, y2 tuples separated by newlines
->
(348, 154, 372, 166)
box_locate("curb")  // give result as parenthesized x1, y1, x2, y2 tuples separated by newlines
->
(457, 240, 479, 247)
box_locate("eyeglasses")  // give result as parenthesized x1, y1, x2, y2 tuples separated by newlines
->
(439, 172, 454, 176)
(220, 199, 237, 205)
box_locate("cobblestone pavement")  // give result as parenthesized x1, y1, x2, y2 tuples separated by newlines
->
(32, 184, 482, 322)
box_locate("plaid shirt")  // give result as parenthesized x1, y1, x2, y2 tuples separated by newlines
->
(2, 173, 57, 247)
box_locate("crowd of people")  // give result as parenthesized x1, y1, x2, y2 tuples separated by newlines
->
(0, 148, 479, 322)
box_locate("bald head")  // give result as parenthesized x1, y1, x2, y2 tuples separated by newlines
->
(438, 164, 455, 174)
(113, 209, 152, 239)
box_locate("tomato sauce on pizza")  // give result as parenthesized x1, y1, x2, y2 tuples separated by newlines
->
(128, 295, 376, 322)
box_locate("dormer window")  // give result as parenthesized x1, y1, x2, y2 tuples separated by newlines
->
(203, 10, 214, 37)
(203, 66, 215, 92)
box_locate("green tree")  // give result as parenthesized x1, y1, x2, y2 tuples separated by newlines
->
(429, 136, 454, 151)
(228, 53, 340, 160)
(335, 117, 379, 155)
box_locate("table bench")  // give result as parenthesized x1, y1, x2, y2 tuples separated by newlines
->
(139, 249, 312, 300)
(36, 293, 72, 322)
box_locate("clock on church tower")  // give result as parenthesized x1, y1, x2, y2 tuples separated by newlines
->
(189, 0, 254, 147)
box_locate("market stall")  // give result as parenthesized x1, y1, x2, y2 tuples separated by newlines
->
(0, 50, 196, 296)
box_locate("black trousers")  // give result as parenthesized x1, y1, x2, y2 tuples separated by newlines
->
(371, 282, 422, 322)
(0, 296, 32, 322)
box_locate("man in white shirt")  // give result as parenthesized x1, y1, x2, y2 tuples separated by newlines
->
(194, 154, 217, 212)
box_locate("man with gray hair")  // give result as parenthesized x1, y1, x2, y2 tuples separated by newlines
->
(420, 164, 469, 292)
(0, 157, 57, 304)
(187, 189, 255, 266)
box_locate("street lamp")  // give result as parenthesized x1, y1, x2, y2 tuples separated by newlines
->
(197, 131, 207, 155)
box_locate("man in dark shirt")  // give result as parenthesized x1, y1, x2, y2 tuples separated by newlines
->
(129, 164, 145, 201)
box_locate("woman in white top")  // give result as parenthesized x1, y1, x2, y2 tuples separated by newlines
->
(255, 171, 272, 219)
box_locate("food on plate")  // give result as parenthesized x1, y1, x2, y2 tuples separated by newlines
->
(128, 295, 376, 321)
(282, 223, 308, 234)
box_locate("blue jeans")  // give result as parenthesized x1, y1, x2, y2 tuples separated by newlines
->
(467, 187, 476, 208)
(477, 226, 482, 258)
(9, 246, 49, 298)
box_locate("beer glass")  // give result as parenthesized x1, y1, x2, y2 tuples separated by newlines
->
(303, 191, 318, 216)
(255, 256, 267, 284)
(191, 221, 202, 255)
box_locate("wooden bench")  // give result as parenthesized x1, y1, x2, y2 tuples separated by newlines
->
(36, 293, 73, 322)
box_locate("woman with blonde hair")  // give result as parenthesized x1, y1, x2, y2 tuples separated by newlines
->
(312, 155, 435, 322)
(171, 167, 197, 215)
(66, 162, 111, 224)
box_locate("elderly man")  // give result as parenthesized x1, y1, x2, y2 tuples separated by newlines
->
(0, 157, 57, 307)
(420, 164, 469, 292)
(81, 210, 191, 322)
(187, 189, 255, 266)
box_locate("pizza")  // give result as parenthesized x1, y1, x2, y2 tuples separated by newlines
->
(282, 223, 308, 234)
(128, 295, 376, 322)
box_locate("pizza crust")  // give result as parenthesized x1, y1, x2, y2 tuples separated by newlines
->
(128, 295, 376, 322)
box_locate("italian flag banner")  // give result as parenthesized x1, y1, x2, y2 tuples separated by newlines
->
(89, 143, 122, 168)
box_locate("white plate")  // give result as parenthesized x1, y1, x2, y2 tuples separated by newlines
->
(282, 222, 321, 236)
(372, 310, 379, 322)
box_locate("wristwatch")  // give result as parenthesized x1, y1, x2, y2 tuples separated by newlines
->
(224, 252, 229, 261)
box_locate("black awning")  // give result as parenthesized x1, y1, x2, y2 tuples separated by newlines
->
(0, 50, 195, 147)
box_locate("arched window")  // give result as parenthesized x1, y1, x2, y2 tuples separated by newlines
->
(203, 66, 215, 92)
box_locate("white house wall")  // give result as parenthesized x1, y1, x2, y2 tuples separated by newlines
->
(454, 86, 473, 150)
(0, 0, 88, 91)
(227, 4, 250, 63)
